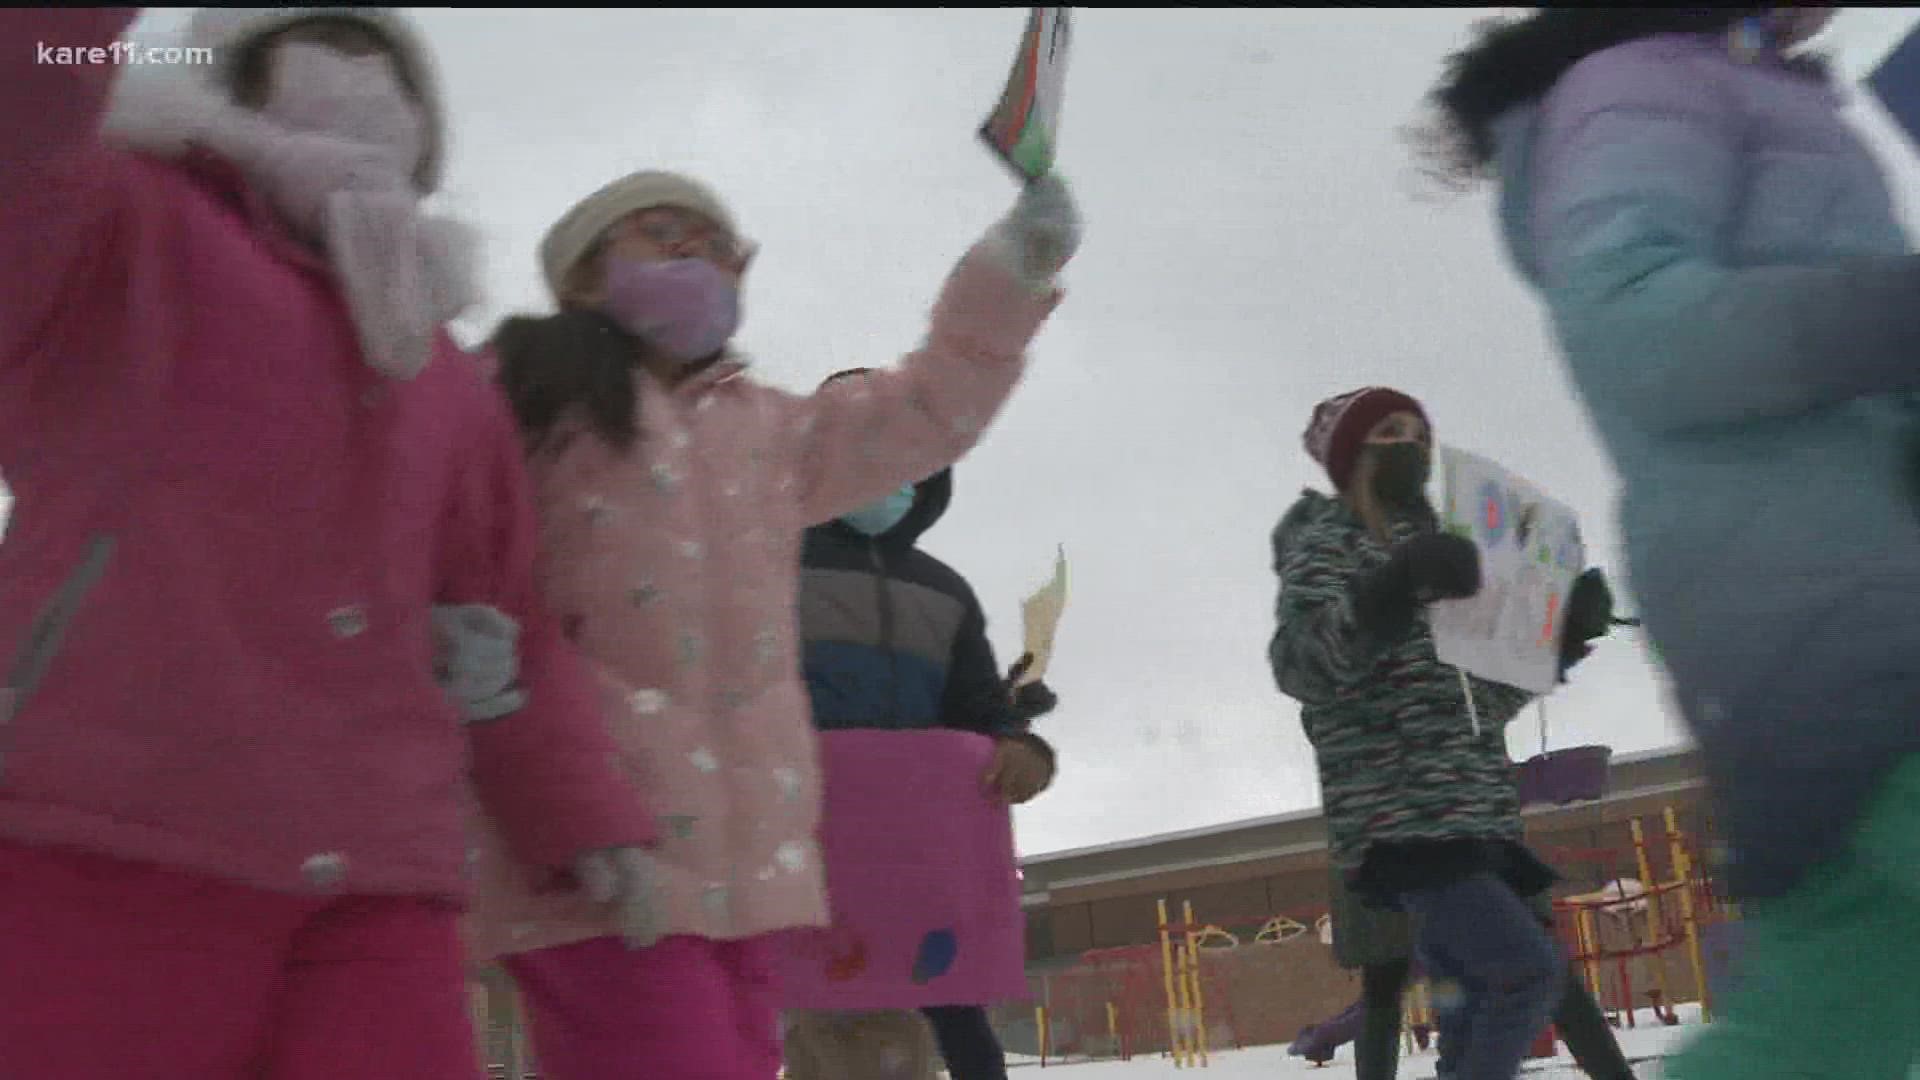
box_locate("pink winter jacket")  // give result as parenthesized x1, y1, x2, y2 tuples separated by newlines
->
(464, 247, 1057, 959)
(0, 9, 652, 900)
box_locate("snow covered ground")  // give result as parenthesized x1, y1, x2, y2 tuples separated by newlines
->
(1003, 1004, 1702, 1077)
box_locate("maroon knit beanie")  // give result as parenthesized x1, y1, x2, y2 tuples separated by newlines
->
(1302, 387, 1429, 491)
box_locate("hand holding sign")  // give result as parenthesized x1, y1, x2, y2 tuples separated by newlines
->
(1015, 545, 1068, 688)
(980, 7, 1071, 183)
(1426, 445, 1583, 695)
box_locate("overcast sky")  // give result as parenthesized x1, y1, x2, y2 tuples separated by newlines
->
(14, 9, 1920, 857)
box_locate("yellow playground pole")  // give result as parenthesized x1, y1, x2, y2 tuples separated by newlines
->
(1182, 900, 1211, 1066)
(1107, 1000, 1122, 1060)
(1157, 899, 1190, 1067)
(1664, 806, 1712, 1022)
(1574, 905, 1605, 1006)
(1629, 817, 1678, 1015)
(1173, 912, 1198, 1066)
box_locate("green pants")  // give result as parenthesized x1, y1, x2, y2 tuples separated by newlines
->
(1669, 754, 1920, 1080)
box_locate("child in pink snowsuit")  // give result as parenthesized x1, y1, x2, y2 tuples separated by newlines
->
(466, 169, 1081, 1078)
(0, 9, 655, 1079)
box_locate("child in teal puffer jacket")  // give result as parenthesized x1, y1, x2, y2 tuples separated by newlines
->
(1423, 9, 1920, 1079)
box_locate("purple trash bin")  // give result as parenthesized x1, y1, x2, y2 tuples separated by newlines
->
(1516, 745, 1613, 807)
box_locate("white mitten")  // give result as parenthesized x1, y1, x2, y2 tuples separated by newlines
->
(431, 604, 528, 723)
(574, 846, 663, 950)
(980, 173, 1082, 291)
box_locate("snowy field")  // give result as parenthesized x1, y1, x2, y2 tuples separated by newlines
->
(1001, 1004, 1702, 1078)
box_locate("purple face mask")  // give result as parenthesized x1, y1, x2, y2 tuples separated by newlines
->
(600, 256, 741, 364)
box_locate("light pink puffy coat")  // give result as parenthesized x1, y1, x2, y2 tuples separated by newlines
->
(466, 247, 1057, 957)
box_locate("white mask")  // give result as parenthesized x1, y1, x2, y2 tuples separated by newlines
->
(262, 42, 425, 176)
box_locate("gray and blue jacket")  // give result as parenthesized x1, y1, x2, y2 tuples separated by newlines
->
(799, 467, 1055, 765)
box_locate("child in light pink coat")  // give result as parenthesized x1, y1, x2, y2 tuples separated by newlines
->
(0, 8, 654, 1080)
(466, 169, 1080, 1077)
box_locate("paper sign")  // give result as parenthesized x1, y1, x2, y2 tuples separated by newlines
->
(979, 7, 1071, 181)
(1426, 445, 1584, 695)
(1869, 24, 1920, 151)
(779, 730, 1029, 1010)
(1015, 545, 1067, 687)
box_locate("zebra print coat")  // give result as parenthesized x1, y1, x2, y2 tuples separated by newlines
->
(1267, 490, 1533, 875)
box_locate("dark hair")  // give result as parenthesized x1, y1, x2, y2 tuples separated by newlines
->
(492, 310, 646, 453)
(1413, 8, 1798, 186)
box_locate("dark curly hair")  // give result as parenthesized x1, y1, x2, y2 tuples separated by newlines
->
(1411, 8, 1829, 187)
(492, 310, 647, 454)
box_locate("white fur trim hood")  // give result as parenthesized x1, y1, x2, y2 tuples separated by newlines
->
(97, 10, 480, 382)
(183, 7, 448, 192)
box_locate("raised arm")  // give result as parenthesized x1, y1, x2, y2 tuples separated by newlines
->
(787, 177, 1078, 524)
(0, 9, 130, 165)
(0, 9, 137, 364)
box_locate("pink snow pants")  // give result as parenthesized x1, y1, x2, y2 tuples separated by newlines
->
(0, 839, 483, 1080)
(504, 933, 784, 1079)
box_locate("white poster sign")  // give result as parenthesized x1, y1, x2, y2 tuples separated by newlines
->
(1426, 445, 1584, 695)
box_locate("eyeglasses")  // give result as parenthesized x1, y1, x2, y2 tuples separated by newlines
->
(618, 209, 745, 265)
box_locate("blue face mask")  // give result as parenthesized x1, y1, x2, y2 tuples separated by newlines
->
(841, 484, 916, 537)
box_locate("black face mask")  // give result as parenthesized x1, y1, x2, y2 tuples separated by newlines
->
(1368, 442, 1431, 508)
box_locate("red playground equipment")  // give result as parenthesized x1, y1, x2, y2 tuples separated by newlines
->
(1033, 900, 1327, 1067)
(1542, 805, 1730, 1034)
(1023, 807, 1735, 1067)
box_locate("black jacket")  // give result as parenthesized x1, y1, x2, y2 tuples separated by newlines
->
(798, 467, 1055, 765)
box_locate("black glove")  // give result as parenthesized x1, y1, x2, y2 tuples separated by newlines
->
(1557, 567, 1614, 676)
(1005, 653, 1058, 723)
(1011, 679, 1057, 724)
(1350, 532, 1482, 641)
